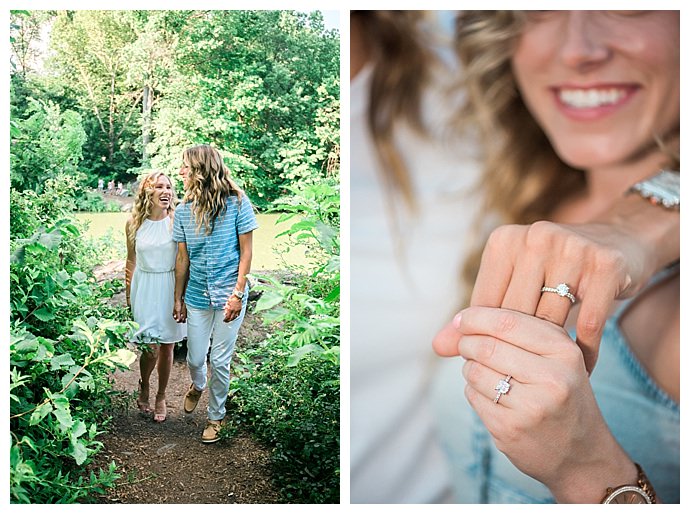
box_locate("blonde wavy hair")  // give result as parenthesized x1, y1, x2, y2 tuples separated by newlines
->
(454, 11, 680, 305)
(182, 144, 243, 235)
(352, 11, 437, 209)
(128, 171, 176, 246)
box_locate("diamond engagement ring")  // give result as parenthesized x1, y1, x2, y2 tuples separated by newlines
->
(541, 283, 576, 304)
(493, 375, 512, 404)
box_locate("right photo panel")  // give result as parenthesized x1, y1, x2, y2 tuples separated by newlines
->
(350, 10, 679, 504)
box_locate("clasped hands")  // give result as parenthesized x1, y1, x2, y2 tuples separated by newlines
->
(432, 219, 658, 499)
(173, 299, 187, 323)
(172, 296, 241, 323)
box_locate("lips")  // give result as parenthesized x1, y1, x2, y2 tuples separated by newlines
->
(551, 84, 639, 120)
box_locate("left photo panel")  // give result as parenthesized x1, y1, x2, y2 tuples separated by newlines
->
(9, 9, 340, 504)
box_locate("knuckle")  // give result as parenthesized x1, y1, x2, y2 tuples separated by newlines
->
(547, 379, 571, 407)
(540, 368, 575, 406)
(561, 341, 586, 368)
(464, 359, 482, 386)
(536, 308, 564, 327)
(493, 418, 522, 446)
(485, 225, 522, 254)
(476, 337, 498, 363)
(464, 383, 480, 407)
(591, 247, 626, 274)
(578, 315, 603, 340)
(525, 220, 557, 249)
(495, 310, 518, 337)
(524, 395, 550, 423)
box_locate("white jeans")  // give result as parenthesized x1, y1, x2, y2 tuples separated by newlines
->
(185, 290, 248, 421)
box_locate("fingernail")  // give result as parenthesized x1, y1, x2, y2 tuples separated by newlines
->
(452, 312, 462, 329)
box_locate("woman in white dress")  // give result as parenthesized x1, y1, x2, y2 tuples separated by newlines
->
(125, 171, 187, 422)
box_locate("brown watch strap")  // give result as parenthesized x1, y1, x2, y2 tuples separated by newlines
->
(635, 463, 657, 504)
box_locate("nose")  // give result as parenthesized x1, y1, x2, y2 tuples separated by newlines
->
(559, 11, 611, 72)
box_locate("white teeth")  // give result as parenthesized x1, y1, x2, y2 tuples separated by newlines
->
(559, 88, 626, 108)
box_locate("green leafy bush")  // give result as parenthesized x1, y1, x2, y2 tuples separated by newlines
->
(10, 185, 136, 504)
(10, 96, 87, 192)
(227, 352, 339, 503)
(228, 180, 339, 503)
(74, 191, 122, 212)
(10, 175, 80, 239)
(10, 320, 135, 503)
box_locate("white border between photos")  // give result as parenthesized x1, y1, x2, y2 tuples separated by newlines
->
(4, 1, 687, 511)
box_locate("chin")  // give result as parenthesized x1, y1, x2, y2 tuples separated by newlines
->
(550, 139, 632, 171)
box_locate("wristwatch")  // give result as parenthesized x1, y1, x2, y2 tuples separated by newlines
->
(627, 169, 680, 211)
(231, 289, 244, 300)
(601, 463, 657, 504)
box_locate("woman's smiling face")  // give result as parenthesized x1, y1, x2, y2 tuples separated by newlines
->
(152, 174, 173, 210)
(511, 11, 679, 170)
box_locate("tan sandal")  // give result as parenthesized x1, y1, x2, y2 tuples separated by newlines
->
(137, 379, 152, 414)
(153, 393, 167, 423)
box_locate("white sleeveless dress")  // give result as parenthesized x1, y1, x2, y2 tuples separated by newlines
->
(130, 216, 187, 344)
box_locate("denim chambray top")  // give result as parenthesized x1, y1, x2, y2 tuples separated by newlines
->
(173, 194, 258, 310)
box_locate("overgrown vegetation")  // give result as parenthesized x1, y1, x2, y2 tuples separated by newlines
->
(10, 183, 136, 503)
(228, 181, 340, 503)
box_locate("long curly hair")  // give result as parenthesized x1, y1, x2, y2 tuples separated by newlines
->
(454, 10, 680, 305)
(128, 171, 176, 246)
(454, 11, 586, 302)
(182, 144, 243, 235)
(351, 11, 438, 209)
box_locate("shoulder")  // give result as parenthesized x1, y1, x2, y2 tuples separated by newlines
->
(237, 191, 255, 209)
(175, 202, 191, 216)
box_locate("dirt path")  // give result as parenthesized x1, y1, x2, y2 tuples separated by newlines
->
(91, 261, 282, 504)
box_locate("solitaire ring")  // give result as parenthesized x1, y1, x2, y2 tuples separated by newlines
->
(493, 375, 512, 404)
(541, 283, 576, 304)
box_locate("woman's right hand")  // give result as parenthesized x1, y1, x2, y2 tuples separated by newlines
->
(173, 300, 187, 323)
(438, 305, 639, 503)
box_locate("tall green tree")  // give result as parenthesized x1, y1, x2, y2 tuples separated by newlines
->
(148, 10, 340, 206)
(10, 10, 50, 77)
(49, 11, 141, 175)
(11, 97, 87, 192)
(13, 10, 339, 202)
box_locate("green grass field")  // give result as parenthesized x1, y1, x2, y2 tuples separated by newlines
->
(75, 212, 310, 271)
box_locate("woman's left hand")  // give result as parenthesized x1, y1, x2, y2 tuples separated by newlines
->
(224, 296, 241, 323)
(448, 306, 632, 502)
(434, 219, 663, 374)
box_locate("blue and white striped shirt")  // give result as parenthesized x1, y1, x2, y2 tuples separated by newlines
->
(173, 194, 259, 310)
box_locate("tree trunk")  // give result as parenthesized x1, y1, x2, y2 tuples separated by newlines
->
(108, 72, 115, 162)
(142, 82, 151, 166)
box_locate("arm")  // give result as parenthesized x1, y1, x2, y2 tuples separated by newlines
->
(224, 231, 253, 322)
(434, 191, 679, 373)
(124, 219, 136, 308)
(235, 230, 253, 293)
(173, 241, 189, 323)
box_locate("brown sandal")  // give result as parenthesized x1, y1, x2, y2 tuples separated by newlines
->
(153, 393, 167, 423)
(137, 379, 152, 414)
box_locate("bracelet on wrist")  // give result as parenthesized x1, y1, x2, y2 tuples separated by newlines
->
(626, 169, 680, 211)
